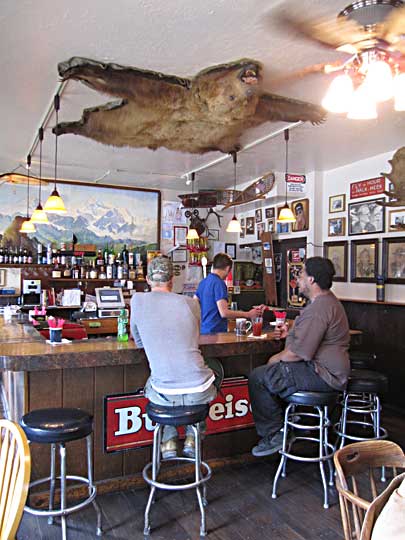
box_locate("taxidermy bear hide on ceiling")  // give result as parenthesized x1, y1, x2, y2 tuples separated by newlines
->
(55, 57, 326, 154)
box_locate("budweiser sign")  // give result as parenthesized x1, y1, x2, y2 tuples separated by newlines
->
(350, 177, 385, 199)
(104, 377, 254, 452)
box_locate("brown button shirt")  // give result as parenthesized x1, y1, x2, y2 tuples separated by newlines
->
(285, 291, 350, 390)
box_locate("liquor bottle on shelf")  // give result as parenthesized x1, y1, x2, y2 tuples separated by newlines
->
(103, 244, 109, 265)
(0, 245, 4, 264)
(46, 244, 52, 265)
(128, 250, 134, 268)
(18, 247, 24, 264)
(106, 261, 113, 279)
(90, 260, 98, 279)
(27, 250, 33, 264)
(13, 249, 19, 264)
(63, 263, 72, 278)
(121, 244, 129, 265)
(3, 247, 9, 264)
(96, 249, 104, 267)
(37, 243, 43, 264)
(73, 262, 80, 279)
(117, 308, 129, 342)
(117, 260, 123, 280)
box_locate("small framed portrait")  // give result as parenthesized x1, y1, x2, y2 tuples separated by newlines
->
(225, 243, 236, 260)
(208, 229, 219, 241)
(350, 239, 379, 283)
(291, 199, 309, 232)
(267, 218, 275, 233)
(246, 217, 255, 235)
(388, 209, 405, 232)
(171, 249, 188, 263)
(257, 222, 265, 240)
(173, 226, 188, 246)
(265, 207, 275, 219)
(329, 194, 346, 213)
(323, 241, 348, 282)
(328, 217, 346, 237)
(383, 237, 405, 283)
(255, 208, 263, 223)
(240, 217, 245, 227)
(348, 198, 385, 235)
(239, 227, 245, 239)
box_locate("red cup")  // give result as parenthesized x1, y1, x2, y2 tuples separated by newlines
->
(252, 317, 263, 337)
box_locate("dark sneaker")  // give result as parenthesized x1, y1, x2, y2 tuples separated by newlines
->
(252, 432, 285, 457)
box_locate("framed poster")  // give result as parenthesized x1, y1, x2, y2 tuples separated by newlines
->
(255, 208, 262, 223)
(225, 243, 236, 260)
(246, 217, 255, 235)
(328, 217, 346, 237)
(350, 239, 379, 283)
(323, 241, 348, 282)
(208, 229, 219, 240)
(172, 249, 188, 263)
(329, 194, 346, 213)
(388, 209, 405, 232)
(173, 226, 188, 246)
(383, 237, 405, 283)
(291, 199, 309, 232)
(348, 198, 385, 235)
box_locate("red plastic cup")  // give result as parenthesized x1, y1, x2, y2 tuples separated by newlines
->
(252, 317, 263, 337)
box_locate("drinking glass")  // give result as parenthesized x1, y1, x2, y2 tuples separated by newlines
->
(252, 316, 263, 337)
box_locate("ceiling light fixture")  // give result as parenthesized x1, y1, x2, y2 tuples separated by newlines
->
(20, 155, 36, 233)
(277, 129, 296, 224)
(44, 94, 67, 213)
(186, 172, 199, 240)
(30, 127, 49, 224)
(226, 151, 242, 233)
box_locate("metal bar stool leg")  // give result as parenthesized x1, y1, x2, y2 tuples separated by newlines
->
(272, 404, 290, 499)
(60, 443, 67, 540)
(144, 424, 161, 536)
(193, 424, 207, 537)
(323, 406, 334, 486)
(86, 434, 102, 536)
(317, 407, 329, 509)
(338, 393, 349, 449)
(48, 443, 56, 525)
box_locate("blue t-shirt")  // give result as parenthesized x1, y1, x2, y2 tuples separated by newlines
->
(196, 273, 228, 334)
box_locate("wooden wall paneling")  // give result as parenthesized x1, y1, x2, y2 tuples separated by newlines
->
(94, 366, 125, 481)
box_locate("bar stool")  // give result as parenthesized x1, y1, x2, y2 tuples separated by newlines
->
(335, 369, 388, 449)
(143, 402, 211, 537)
(349, 351, 376, 370)
(272, 390, 338, 509)
(21, 408, 102, 540)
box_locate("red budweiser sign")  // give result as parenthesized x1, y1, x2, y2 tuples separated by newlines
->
(350, 177, 385, 199)
(104, 377, 254, 453)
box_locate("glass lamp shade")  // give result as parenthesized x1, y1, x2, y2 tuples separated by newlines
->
(347, 84, 377, 120)
(322, 74, 354, 113)
(363, 60, 393, 103)
(20, 218, 36, 233)
(43, 188, 67, 213)
(226, 215, 242, 233)
(277, 203, 296, 223)
(30, 203, 49, 224)
(186, 227, 199, 240)
(394, 72, 405, 111)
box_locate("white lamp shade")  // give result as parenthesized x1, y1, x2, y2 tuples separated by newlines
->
(277, 204, 296, 223)
(322, 74, 354, 113)
(186, 228, 199, 240)
(394, 72, 405, 111)
(363, 60, 393, 103)
(347, 84, 377, 120)
(20, 218, 36, 233)
(226, 216, 242, 233)
(31, 204, 49, 224)
(44, 188, 67, 213)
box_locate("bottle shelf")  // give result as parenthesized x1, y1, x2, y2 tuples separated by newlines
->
(49, 278, 146, 283)
(0, 264, 52, 268)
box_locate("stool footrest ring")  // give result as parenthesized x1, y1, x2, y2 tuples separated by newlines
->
(143, 458, 211, 491)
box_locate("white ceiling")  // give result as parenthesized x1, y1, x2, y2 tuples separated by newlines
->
(1, 0, 404, 193)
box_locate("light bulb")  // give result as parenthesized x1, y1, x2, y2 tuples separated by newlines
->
(394, 72, 405, 111)
(226, 215, 242, 233)
(277, 204, 296, 223)
(322, 74, 354, 113)
(347, 83, 377, 120)
(44, 188, 67, 213)
(20, 218, 36, 233)
(31, 204, 49, 224)
(363, 60, 393, 103)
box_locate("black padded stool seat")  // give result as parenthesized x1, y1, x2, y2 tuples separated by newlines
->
(285, 391, 339, 407)
(347, 369, 388, 394)
(349, 351, 376, 370)
(146, 402, 209, 426)
(21, 408, 93, 444)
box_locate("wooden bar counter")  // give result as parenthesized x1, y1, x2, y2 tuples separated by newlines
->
(0, 316, 281, 491)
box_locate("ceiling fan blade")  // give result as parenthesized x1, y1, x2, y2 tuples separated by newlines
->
(379, 5, 405, 48)
(269, 61, 343, 89)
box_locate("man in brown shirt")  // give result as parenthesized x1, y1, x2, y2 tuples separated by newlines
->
(249, 257, 350, 457)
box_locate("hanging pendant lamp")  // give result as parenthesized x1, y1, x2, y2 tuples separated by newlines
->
(31, 127, 49, 224)
(44, 95, 67, 213)
(277, 129, 296, 224)
(226, 151, 242, 233)
(20, 155, 36, 233)
(186, 172, 199, 240)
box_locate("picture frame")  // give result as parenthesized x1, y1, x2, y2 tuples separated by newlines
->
(388, 209, 405, 232)
(171, 248, 188, 263)
(329, 194, 346, 213)
(348, 198, 385, 235)
(323, 241, 348, 282)
(246, 217, 255, 235)
(173, 225, 188, 246)
(328, 217, 346, 237)
(239, 227, 245, 239)
(207, 228, 219, 241)
(255, 208, 262, 223)
(265, 207, 275, 219)
(267, 218, 275, 233)
(350, 239, 379, 283)
(383, 237, 405, 283)
(276, 207, 289, 234)
(291, 199, 309, 232)
(257, 222, 265, 241)
(240, 218, 245, 227)
(225, 242, 236, 260)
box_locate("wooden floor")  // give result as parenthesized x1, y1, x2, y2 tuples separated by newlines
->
(16, 407, 405, 540)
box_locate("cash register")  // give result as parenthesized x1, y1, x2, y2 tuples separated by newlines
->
(95, 287, 126, 318)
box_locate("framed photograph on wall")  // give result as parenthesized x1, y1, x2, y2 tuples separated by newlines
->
(329, 194, 346, 213)
(291, 199, 309, 232)
(208, 229, 219, 240)
(323, 241, 348, 282)
(255, 208, 262, 223)
(173, 226, 188, 246)
(225, 243, 236, 260)
(328, 217, 346, 237)
(265, 207, 275, 219)
(172, 249, 188, 263)
(257, 222, 265, 240)
(348, 198, 385, 235)
(239, 227, 245, 239)
(246, 217, 255, 235)
(240, 218, 245, 227)
(267, 218, 275, 233)
(350, 239, 379, 283)
(383, 237, 405, 283)
(388, 209, 405, 232)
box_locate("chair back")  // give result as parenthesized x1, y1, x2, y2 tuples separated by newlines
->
(0, 420, 31, 540)
(334, 440, 405, 540)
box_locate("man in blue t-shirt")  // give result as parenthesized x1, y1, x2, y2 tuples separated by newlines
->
(195, 252, 260, 334)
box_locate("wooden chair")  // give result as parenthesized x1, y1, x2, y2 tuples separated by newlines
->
(0, 419, 31, 540)
(334, 440, 405, 540)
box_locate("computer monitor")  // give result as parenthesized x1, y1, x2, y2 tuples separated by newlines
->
(95, 287, 125, 309)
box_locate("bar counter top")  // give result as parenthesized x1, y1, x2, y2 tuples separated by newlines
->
(0, 317, 280, 372)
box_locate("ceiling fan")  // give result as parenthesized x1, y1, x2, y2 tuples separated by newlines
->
(278, 0, 405, 118)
